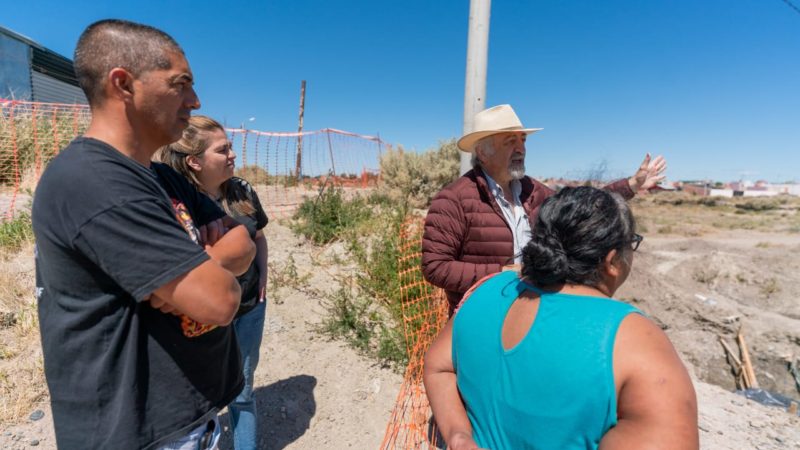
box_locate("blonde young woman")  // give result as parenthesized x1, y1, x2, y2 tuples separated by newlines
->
(158, 116, 268, 450)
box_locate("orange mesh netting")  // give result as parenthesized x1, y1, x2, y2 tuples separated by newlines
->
(0, 99, 90, 221)
(0, 99, 386, 221)
(226, 126, 384, 219)
(381, 216, 449, 449)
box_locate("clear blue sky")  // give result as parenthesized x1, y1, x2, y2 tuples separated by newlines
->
(3, 0, 799, 182)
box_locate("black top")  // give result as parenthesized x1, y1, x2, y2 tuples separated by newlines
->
(220, 177, 268, 317)
(32, 137, 243, 450)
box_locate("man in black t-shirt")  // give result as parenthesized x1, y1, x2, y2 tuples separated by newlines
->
(32, 20, 255, 450)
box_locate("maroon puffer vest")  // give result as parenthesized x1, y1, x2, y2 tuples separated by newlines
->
(421, 168, 555, 312)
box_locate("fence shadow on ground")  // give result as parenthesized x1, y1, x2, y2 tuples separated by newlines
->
(218, 374, 317, 450)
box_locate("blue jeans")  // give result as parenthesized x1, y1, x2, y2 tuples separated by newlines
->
(157, 415, 221, 450)
(229, 301, 267, 450)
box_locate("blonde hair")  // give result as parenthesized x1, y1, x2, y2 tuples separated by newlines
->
(156, 115, 256, 217)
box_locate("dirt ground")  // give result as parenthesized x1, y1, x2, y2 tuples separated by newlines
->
(1, 194, 799, 449)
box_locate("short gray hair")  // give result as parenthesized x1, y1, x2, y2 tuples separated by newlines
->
(471, 135, 496, 169)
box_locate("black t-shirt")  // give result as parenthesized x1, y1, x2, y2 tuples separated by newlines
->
(220, 177, 268, 317)
(32, 137, 243, 450)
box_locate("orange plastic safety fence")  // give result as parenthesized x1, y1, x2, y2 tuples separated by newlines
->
(0, 99, 387, 222)
(226, 127, 385, 219)
(0, 99, 91, 221)
(381, 216, 449, 449)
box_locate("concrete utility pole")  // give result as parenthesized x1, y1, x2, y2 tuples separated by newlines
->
(461, 0, 491, 175)
(295, 80, 306, 181)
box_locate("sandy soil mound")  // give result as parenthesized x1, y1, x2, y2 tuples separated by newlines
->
(618, 231, 800, 398)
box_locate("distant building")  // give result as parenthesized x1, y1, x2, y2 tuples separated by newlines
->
(742, 190, 778, 197)
(648, 179, 678, 192)
(767, 183, 800, 196)
(753, 180, 768, 190)
(709, 188, 734, 197)
(0, 25, 87, 104)
(680, 183, 709, 196)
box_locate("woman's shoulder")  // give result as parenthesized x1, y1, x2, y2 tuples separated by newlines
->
(228, 176, 260, 199)
(455, 271, 522, 314)
(229, 176, 253, 189)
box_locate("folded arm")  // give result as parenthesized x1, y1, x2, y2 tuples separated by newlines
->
(204, 222, 256, 276)
(150, 259, 241, 326)
(151, 217, 254, 322)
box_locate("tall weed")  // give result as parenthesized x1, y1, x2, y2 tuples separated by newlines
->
(0, 213, 33, 255)
(0, 108, 89, 186)
(291, 187, 371, 244)
(293, 184, 412, 366)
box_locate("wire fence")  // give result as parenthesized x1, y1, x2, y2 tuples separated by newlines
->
(0, 99, 386, 220)
(0, 99, 91, 221)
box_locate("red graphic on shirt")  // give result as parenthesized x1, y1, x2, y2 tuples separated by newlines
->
(170, 199, 217, 338)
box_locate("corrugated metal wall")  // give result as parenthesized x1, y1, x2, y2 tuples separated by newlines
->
(31, 71, 87, 104)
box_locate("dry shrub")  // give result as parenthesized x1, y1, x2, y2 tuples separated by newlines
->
(235, 165, 271, 185)
(0, 331, 45, 426)
(759, 277, 781, 298)
(693, 267, 719, 284)
(0, 107, 89, 187)
(377, 140, 460, 209)
(0, 243, 45, 425)
(18, 165, 40, 195)
(733, 197, 781, 212)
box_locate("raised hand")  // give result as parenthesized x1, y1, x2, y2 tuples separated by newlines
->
(629, 153, 667, 192)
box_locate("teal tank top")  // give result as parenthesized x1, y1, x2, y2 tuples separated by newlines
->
(452, 271, 641, 450)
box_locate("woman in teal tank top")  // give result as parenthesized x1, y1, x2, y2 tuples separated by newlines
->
(424, 186, 698, 450)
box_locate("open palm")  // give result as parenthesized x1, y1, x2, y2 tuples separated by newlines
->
(630, 153, 667, 192)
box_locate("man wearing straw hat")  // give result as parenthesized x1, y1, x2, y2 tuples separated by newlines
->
(422, 104, 666, 314)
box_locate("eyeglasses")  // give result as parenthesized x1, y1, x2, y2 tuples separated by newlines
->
(630, 233, 644, 251)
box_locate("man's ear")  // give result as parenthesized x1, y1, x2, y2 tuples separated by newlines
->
(475, 147, 486, 165)
(604, 249, 621, 279)
(186, 155, 202, 172)
(108, 67, 135, 101)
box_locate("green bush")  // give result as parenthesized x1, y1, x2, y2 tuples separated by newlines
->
(291, 186, 372, 244)
(697, 197, 719, 207)
(318, 285, 408, 366)
(0, 213, 33, 254)
(377, 140, 460, 208)
(342, 198, 410, 366)
(293, 140, 459, 367)
(319, 286, 377, 352)
(291, 181, 413, 367)
(734, 198, 779, 212)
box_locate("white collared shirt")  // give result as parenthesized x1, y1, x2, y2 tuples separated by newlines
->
(484, 174, 532, 264)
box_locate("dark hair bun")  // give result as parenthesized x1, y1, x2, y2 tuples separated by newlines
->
(521, 186, 635, 287)
(521, 231, 568, 285)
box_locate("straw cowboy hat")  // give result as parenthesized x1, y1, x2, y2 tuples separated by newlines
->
(457, 104, 542, 152)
